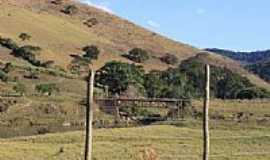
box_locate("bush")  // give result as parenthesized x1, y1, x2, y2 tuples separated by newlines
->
(160, 53, 178, 65)
(84, 18, 99, 28)
(2, 62, 14, 73)
(62, 5, 78, 15)
(125, 48, 150, 63)
(0, 70, 8, 82)
(13, 45, 42, 66)
(82, 45, 100, 62)
(13, 83, 26, 95)
(35, 83, 59, 96)
(19, 33, 31, 41)
(51, 0, 63, 5)
(0, 37, 19, 50)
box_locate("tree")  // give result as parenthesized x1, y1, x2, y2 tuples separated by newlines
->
(160, 53, 178, 65)
(82, 45, 100, 62)
(125, 48, 150, 63)
(62, 5, 79, 15)
(19, 33, 31, 41)
(96, 61, 145, 95)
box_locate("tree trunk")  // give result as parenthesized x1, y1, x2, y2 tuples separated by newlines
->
(203, 64, 210, 160)
(84, 69, 95, 160)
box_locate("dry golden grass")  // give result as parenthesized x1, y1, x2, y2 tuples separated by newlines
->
(0, 0, 198, 71)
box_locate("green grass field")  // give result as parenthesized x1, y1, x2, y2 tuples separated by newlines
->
(1, 99, 270, 160)
(0, 122, 270, 160)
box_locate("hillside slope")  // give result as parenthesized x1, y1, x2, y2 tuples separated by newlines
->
(0, 0, 198, 71)
(205, 48, 270, 64)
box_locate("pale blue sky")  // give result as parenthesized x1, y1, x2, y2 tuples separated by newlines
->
(81, 0, 270, 51)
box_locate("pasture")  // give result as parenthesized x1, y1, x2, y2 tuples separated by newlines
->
(0, 99, 270, 160)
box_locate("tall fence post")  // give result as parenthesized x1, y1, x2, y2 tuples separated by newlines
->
(203, 64, 210, 160)
(84, 69, 95, 160)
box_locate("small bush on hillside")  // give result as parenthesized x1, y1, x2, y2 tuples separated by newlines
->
(0, 37, 19, 50)
(13, 83, 26, 95)
(82, 45, 100, 62)
(35, 83, 59, 96)
(19, 33, 31, 41)
(84, 18, 99, 28)
(125, 48, 150, 63)
(12, 45, 42, 66)
(62, 5, 79, 15)
(0, 70, 8, 82)
(51, 0, 63, 5)
(2, 63, 14, 73)
(160, 53, 179, 65)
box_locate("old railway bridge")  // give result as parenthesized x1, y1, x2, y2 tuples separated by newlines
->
(95, 98, 192, 122)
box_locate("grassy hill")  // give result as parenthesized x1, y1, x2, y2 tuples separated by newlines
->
(0, 0, 198, 71)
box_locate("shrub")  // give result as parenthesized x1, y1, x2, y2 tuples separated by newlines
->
(35, 83, 59, 96)
(0, 37, 19, 50)
(160, 53, 178, 65)
(13, 83, 26, 95)
(51, 0, 63, 5)
(19, 33, 31, 41)
(0, 70, 8, 82)
(13, 45, 42, 66)
(2, 62, 14, 73)
(84, 18, 99, 27)
(82, 45, 100, 62)
(125, 48, 150, 63)
(62, 5, 78, 15)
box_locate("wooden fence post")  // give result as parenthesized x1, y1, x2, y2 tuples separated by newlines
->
(84, 69, 95, 160)
(203, 64, 210, 160)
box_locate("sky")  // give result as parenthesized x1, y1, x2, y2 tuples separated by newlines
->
(80, 0, 270, 51)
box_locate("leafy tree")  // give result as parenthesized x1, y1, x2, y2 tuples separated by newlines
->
(125, 48, 150, 63)
(19, 33, 31, 41)
(82, 45, 100, 62)
(96, 61, 145, 95)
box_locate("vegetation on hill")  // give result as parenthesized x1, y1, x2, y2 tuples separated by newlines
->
(96, 61, 145, 95)
(206, 48, 270, 64)
(247, 60, 270, 82)
(96, 59, 270, 99)
(123, 48, 150, 63)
